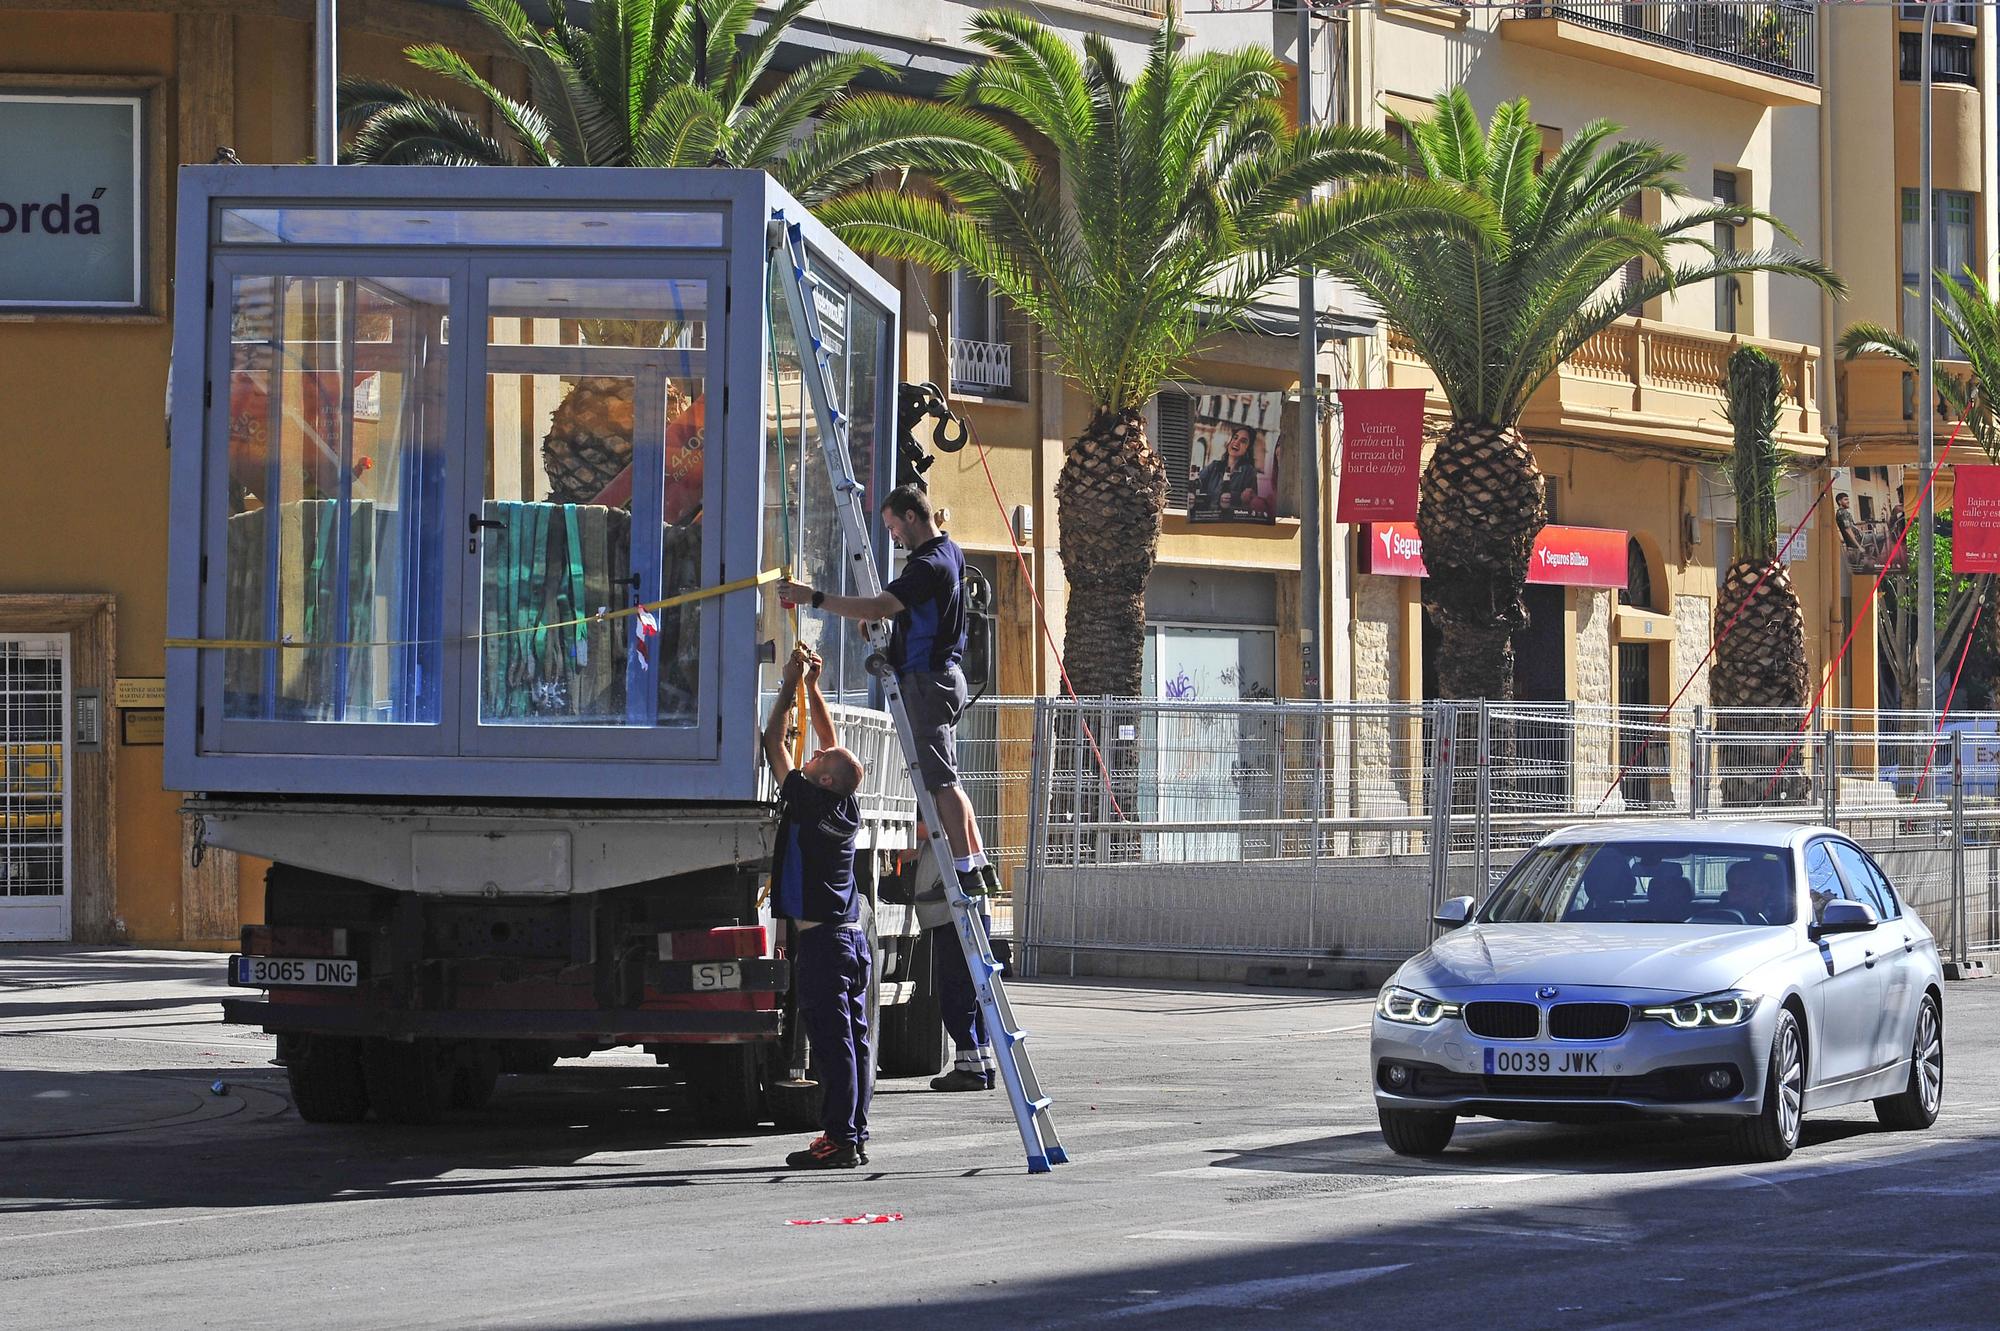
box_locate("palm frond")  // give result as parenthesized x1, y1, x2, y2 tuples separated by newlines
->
(341, 97, 511, 165)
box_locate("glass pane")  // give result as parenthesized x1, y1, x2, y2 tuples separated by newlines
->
(480, 277, 706, 728)
(760, 252, 880, 710)
(222, 207, 725, 249)
(222, 274, 450, 723)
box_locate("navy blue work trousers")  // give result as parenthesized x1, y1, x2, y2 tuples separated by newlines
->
(797, 922, 873, 1144)
(931, 907, 989, 1053)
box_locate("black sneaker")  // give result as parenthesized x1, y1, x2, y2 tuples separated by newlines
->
(930, 1068, 993, 1092)
(786, 1135, 861, 1169)
(979, 864, 1002, 896)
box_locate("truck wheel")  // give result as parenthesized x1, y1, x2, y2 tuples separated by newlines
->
(286, 1035, 369, 1124)
(684, 1046, 765, 1131)
(451, 1043, 503, 1111)
(879, 928, 949, 1077)
(361, 1038, 453, 1125)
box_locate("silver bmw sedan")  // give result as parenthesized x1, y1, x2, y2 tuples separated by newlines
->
(1371, 821, 1944, 1161)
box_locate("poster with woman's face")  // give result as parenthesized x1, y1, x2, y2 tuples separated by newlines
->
(1185, 390, 1282, 524)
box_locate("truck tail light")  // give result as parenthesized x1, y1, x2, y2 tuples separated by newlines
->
(240, 925, 348, 957)
(658, 925, 767, 961)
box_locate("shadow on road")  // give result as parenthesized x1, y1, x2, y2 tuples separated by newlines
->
(1208, 1116, 1882, 1178)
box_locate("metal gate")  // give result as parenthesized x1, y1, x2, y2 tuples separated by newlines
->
(0, 636, 70, 941)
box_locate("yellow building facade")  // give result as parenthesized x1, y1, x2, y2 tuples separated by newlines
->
(1344, 0, 1850, 761)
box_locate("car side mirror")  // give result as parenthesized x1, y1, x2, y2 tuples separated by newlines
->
(1433, 896, 1475, 930)
(1811, 899, 1880, 939)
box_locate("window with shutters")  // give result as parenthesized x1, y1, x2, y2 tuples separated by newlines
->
(1150, 389, 1197, 510)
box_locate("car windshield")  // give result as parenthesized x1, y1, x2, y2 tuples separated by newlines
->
(1479, 841, 1797, 926)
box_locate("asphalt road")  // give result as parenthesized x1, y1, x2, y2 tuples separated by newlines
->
(2, 946, 1998, 1330)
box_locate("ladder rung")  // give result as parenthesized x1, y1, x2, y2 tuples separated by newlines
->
(1029, 1096, 1052, 1113)
(1001, 1027, 1026, 1047)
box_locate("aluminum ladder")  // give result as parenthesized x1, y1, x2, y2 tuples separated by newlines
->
(772, 214, 1068, 1174)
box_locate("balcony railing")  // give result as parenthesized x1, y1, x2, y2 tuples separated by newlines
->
(950, 337, 1014, 395)
(1387, 318, 1823, 452)
(1514, 2, 1818, 84)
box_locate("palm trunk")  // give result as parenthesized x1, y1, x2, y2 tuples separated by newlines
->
(1417, 418, 1547, 701)
(1711, 558, 1810, 805)
(1055, 407, 1168, 698)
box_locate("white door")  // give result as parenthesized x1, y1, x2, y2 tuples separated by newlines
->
(1140, 625, 1276, 862)
(0, 636, 71, 941)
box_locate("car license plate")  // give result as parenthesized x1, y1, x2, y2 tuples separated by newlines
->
(1485, 1047, 1601, 1075)
(691, 961, 742, 991)
(233, 955, 358, 988)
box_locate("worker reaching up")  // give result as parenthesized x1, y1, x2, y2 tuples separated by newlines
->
(780, 483, 996, 900)
(762, 644, 872, 1170)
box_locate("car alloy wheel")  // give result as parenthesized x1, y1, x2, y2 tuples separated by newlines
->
(1731, 1007, 1804, 1162)
(1916, 1000, 1943, 1116)
(1875, 994, 1944, 1131)
(1774, 1016, 1803, 1145)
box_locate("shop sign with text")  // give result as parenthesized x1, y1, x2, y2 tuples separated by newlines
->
(0, 94, 142, 308)
(1361, 523, 1629, 589)
(1335, 388, 1424, 522)
(1953, 465, 2000, 574)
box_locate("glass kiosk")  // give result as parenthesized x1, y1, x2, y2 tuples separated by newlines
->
(165, 167, 899, 804)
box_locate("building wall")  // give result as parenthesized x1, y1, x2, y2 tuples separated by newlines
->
(0, 1, 508, 941)
(1362, 7, 1825, 346)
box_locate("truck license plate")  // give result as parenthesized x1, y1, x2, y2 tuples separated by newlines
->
(691, 961, 742, 991)
(233, 955, 358, 988)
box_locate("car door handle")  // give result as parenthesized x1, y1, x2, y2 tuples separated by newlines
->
(1863, 949, 1877, 968)
(1904, 934, 1916, 953)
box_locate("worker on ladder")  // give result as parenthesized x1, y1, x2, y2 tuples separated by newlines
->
(780, 484, 996, 902)
(761, 644, 872, 1170)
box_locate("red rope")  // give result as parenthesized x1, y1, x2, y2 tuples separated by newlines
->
(963, 418, 1128, 819)
(1760, 421, 1964, 802)
(1916, 602, 1983, 795)
(1589, 475, 1834, 813)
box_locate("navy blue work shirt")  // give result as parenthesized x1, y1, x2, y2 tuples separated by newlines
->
(884, 534, 966, 675)
(770, 770, 861, 924)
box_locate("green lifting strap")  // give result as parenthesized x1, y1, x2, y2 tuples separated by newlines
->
(767, 276, 794, 570)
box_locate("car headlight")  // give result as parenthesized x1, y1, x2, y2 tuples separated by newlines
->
(1639, 990, 1761, 1030)
(1377, 985, 1461, 1027)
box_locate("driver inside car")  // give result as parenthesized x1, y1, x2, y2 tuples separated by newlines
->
(1721, 860, 1789, 924)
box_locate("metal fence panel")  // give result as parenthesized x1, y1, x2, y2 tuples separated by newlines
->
(1012, 697, 2000, 973)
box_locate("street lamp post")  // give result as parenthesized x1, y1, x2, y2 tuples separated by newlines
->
(1918, 0, 1938, 714)
(1298, 0, 1323, 700)
(316, 0, 338, 164)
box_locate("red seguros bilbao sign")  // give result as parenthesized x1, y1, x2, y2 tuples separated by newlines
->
(1361, 523, 1629, 589)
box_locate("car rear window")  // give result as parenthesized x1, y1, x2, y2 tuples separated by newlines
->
(1480, 841, 1797, 926)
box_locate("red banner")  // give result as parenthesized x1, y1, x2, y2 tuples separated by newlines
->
(1360, 523, 1629, 589)
(1335, 388, 1425, 523)
(1953, 465, 2000, 573)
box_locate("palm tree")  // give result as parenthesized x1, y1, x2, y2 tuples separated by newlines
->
(1840, 271, 2000, 719)
(817, 10, 1486, 696)
(341, 0, 1019, 199)
(341, 0, 1022, 504)
(1325, 89, 1844, 701)
(1711, 347, 1810, 802)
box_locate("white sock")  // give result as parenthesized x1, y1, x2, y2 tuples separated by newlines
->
(953, 855, 975, 873)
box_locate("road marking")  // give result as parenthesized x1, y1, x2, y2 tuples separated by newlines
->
(1588, 1255, 1962, 1329)
(1098, 1263, 1409, 1318)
